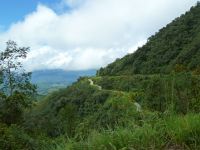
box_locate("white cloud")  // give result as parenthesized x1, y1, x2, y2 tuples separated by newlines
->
(0, 0, 198, 71)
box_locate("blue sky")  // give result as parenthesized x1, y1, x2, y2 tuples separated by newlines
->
(0, 0, 59, 29)
(0, 0, 198, 71)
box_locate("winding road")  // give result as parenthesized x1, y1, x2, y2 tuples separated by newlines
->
(88, 78, 102, 90)
(88, 78, 142, 112)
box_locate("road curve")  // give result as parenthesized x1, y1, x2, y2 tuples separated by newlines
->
(88, 79, 102, 90)
(88, 78, 141, 112)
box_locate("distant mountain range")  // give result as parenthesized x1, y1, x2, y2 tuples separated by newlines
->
(31, 69, 96, 95)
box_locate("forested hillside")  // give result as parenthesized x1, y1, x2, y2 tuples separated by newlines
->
(0, 3, 200, 150)
(98, 3, 200, 75)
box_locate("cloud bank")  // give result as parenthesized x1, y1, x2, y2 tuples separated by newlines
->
(0, 0, 198, 71)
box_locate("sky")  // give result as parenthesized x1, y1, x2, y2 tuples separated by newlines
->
(0, 0, 198, 71)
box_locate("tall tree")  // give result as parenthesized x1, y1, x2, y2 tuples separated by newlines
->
(0, 41, 37, 124)
(0, 40, 36, 96)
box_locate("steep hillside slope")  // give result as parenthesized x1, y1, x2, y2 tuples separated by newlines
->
(24, 74, 200, 149)
(98, 3, 200, 76)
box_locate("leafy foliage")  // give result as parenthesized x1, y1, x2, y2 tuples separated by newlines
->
(1, 4, 200, 150)
(0, 41, 37, 125)
(98, 3, 200, 76)
(0, 41, 36, 96)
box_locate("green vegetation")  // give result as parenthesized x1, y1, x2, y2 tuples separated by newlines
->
(92, 73, 200, 113)
(21, 76, 200, 149)
(1, 73, 199, 149)
(66, 114, 200, 150)
(1, 3, 200, 150)
(0, 41, 36, 125)
(98, 3, 200, 75)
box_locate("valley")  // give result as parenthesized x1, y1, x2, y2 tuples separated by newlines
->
(31, 69, 96, 95)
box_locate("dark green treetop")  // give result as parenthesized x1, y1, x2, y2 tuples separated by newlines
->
(98, 3, 200, 76)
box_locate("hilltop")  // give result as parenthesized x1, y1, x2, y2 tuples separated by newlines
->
(98, 3, 200, 76)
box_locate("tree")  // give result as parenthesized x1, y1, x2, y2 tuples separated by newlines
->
(0, 40, 36, 96)
(0, 40, 37, 124)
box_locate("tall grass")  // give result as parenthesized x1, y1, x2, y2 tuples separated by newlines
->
(61, 114, 200, 150)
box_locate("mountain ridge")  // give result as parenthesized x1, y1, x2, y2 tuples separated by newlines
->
(98, 3, 200, 76)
